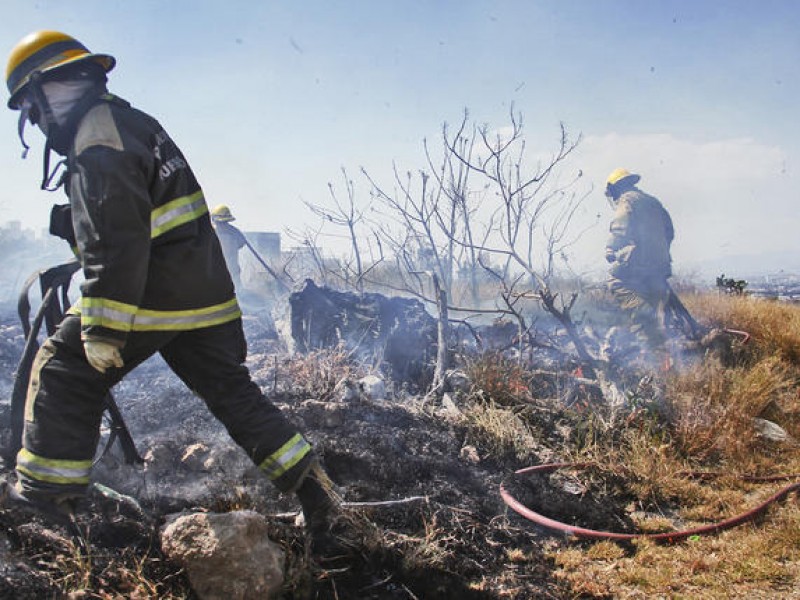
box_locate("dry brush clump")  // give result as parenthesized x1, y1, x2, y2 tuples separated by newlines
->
(459, 352, 549, 462)
(54, 548, 184, 600)
(546, 292, 800, 597)
(463, 353, 534, 407)
(667, 355, 799, 466)
(684, 291, 800, 367)
(277, 346, 370, 400)
(463, 401, 540, 462)
(666, 293, 800, 470)
(454, 293, 800, 598)
(15, 525, 190, 600)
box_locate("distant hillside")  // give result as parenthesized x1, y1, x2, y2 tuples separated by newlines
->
(680, 250, 800, 281)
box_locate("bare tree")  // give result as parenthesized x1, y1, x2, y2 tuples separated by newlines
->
(301, 105, 595, 395)
(362, 107, 591, 366)
(423, 123, 485, 306)
(283, 222, 334, 287)
(288, 167, 382, 292)
(441, 106, 587, 289)
(360, 113, 493, 306)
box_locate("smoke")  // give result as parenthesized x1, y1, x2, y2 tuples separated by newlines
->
(0, 224, 77, 308)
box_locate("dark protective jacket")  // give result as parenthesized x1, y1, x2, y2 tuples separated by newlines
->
(15, 90, 314, 502)
(605, 188, 674, 281)
(64, 93, 241, 347)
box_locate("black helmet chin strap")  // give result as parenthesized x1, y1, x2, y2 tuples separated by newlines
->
(16, 104, 32, 159)
(41, 143, 68, 192)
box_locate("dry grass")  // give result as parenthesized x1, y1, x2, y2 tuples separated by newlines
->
(667, 355, 799, 465)
(401, 512, 459, 569)
(463, 401, 539, 461)
(545, 293, 800, 598)
(279, 346, 368, 400)
(683, 292, 800, 366)
(53, 544, 190, 599)
(551, 504, 800, 599)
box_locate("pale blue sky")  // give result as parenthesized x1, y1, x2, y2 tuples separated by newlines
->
(2, 1, 799, 277)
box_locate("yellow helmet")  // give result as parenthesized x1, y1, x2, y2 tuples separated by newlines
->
(606, 168, 640, 187)
(211, 204, 235, 222)
(5, 30, 115, 109)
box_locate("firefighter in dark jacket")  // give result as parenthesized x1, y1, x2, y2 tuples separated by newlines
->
(604, 168, 674, 368)
(3, 30, 348, 561)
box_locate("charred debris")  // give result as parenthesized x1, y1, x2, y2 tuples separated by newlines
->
(0, 274, 744, 599)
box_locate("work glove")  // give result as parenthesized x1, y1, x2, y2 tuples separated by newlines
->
(84, 339, 124, 373)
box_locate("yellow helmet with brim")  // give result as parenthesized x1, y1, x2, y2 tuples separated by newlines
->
(6, 30, 115, 109)
(606, 168, 640, 187)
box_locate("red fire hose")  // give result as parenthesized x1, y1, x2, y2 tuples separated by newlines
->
(722, 328, 751, 344)
(500, 463, 800, 543)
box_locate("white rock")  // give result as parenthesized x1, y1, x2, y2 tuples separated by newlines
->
(359, 375, 386, 401)
(753, 418, 794, 443)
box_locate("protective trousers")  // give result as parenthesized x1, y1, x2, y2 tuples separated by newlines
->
(608, 276, 670, 361)
(17, 315, 313, 501)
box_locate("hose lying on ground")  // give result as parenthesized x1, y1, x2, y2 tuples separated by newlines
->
(500, 462, 800, 544)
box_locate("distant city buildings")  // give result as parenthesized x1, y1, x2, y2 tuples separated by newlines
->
(746, 273, 800, 302)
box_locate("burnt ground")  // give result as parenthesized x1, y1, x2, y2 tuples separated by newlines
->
(0, 308, 633, 599)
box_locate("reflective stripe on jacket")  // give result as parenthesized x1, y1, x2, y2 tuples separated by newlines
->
(259, 433, 312, 482)
(78, 297, 241, 332)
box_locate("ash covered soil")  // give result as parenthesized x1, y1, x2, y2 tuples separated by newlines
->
(0, 309, 617, 599)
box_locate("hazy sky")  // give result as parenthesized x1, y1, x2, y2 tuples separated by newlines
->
(1, 1, 798, 278)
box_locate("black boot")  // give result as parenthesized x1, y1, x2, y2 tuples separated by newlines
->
(295, 462, 355, 566)
(0, 479, 77, 525)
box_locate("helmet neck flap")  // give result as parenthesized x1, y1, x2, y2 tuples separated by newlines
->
(19, 70, 107, 191)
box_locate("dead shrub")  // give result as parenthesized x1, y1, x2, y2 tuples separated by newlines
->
(464, 353, 533, 406)
(279, 346, 368, 400)
(667, 355, 797, 465)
